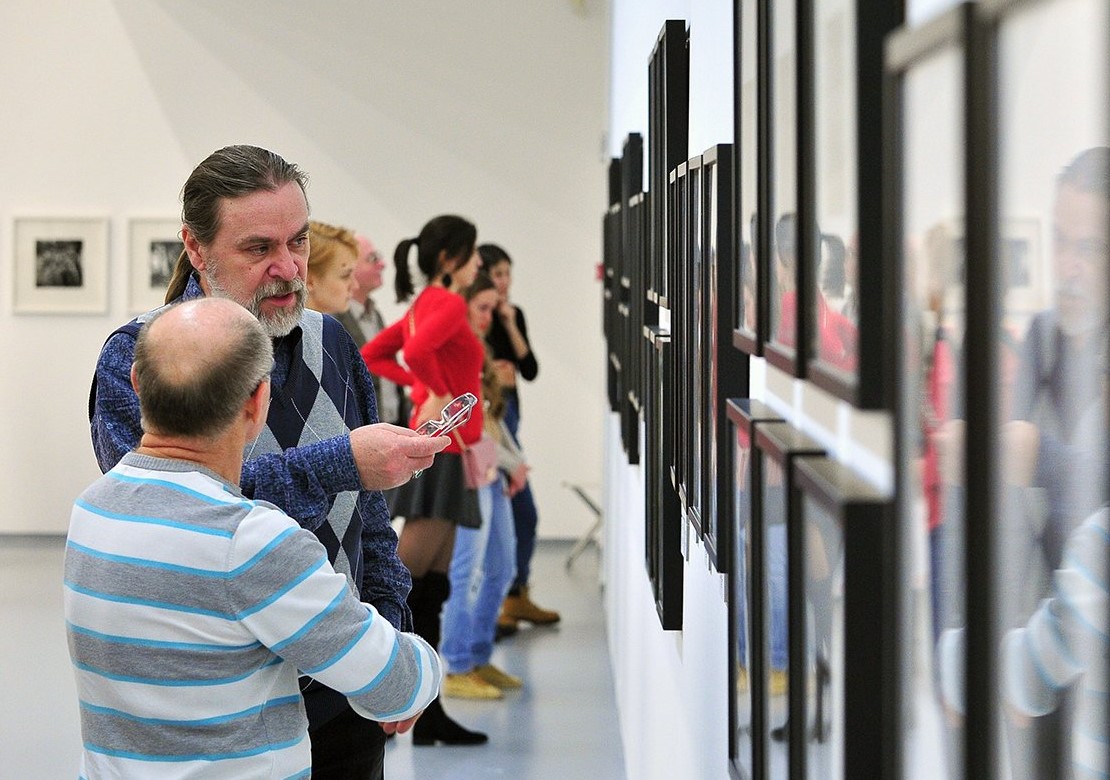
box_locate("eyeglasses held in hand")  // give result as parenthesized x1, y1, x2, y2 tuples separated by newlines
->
(414, 393, 478, 437)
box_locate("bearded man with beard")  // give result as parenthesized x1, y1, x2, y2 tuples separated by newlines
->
(89, 145, 447, 780)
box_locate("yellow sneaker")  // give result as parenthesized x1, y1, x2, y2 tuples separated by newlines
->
(444, 671, 503, 700)
(770, 669, 787, 697)
(475, 663, 523, 690)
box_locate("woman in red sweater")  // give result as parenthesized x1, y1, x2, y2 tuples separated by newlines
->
(361, 214, 485, 746)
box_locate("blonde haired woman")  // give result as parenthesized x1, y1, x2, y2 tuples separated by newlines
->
(306, 220, 359, 315)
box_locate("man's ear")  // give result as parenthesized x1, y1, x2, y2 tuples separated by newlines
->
(181, 225, 207, 273)
(130, 364, 140, 395)
(244, 379, 271, 437)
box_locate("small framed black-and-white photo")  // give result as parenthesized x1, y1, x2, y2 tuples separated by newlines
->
(13, 217, 109, 314)
(129, 219, 183, 313)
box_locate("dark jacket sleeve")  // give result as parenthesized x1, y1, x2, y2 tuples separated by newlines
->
(514, 308, 539, 382)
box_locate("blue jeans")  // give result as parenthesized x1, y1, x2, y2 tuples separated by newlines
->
(441, 475, 518, 673)
(767, 523, 788, 670)
(502, 394, 538, 591)
(735, 523, 787, 670)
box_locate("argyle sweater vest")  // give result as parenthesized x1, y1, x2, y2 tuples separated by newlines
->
(248, 310, 365, 594)
(99, 308, 365, 597)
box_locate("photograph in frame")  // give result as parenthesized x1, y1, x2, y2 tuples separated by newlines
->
(726, 399, 783, 779)
(734, 0, 762, 354)
(765, 0, 801, 375)
(128, 218, 183, 314)
(884, 5, 975, 776)
(13, 217, 109, 315)
(986, 0, 1109, 775)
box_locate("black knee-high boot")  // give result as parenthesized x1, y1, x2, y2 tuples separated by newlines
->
(410, 571, 488, 746)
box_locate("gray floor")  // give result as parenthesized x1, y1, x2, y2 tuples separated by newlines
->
(0, 536, 625, 779)
(385, 539, 625, 779)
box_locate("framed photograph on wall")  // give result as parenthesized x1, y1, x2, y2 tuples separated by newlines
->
(12, 217, 109, 314)
(733, 0, 764, 355)
(653, 329, 684, 630)
(128, 218, 183, 313)
(703, 145, 750, 569)
(763, 0, 803, 375)
(726, 399, 783, 780)
(752, 421, 825, 780)
(649, 20, 690, 309)
(884, 5, 979, 777)
(804, 0, 902, 406)
(686, 154, 705, 537)
(793, 456, 891, 780)
(670, 162, 689, 498)
(981, 0, 1109, 778)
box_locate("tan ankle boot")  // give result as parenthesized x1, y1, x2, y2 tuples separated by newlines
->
(500, 586, 560, 625)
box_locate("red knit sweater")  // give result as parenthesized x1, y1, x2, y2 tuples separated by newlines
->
(361, 285, 484, 452)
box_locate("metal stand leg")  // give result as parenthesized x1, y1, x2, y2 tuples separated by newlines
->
(563, 482, 603, 569)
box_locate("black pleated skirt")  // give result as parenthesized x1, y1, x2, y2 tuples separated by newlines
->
(385, 451, 482, 528)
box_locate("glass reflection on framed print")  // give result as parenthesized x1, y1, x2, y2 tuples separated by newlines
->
(734, 0, 763, 355)
(806, 0, 902, 405)
(885, 5, 974, 778)
(753, 421, 824, 780)
(764, 0, 801, 375)
(794, 457, 890, 780)
(727, 400, 783, 780)
(984, 0, 1109, 776)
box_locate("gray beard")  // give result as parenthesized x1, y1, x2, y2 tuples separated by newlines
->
(205, 270, 306, 338)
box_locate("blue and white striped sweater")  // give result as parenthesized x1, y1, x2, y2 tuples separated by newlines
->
(65, 453, 441, 779)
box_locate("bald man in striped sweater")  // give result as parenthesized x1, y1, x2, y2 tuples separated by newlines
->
(65, 298, 442, 779)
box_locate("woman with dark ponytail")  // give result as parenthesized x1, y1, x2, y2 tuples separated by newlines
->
(361, 215, 488, 746)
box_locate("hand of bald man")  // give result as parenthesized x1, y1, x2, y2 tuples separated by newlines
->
(350, 423, 449, 490)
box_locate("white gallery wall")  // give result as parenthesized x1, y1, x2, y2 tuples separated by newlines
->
(0, 0, 609, 538)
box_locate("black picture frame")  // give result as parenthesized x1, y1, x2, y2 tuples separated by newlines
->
(703, 145, 750, 570)
(649, 20, 690, 311)
(652, 329, 684, 630)
(726, 399, 784, 780)
(763, 0, 804, 376)
(752, 421, 825, 780)
(803, 0, 902, 406)
(884, 5, 986, 778)
(610, 133, 644, 465)
(686, 154, 705, 537)
(622, 190, 647, 464)
(793, 457, 892, 780)
(670, 161, 689, 500)
(978, 2, 1109, 779)
(603, 198, 621, 415)
(733, 0, 764, 355)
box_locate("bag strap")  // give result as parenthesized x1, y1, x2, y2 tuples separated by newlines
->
(451, 429, 468, 451)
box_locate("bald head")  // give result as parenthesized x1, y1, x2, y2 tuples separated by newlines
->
(133, 298, 273, 439)
(352, 233, 385, 301)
